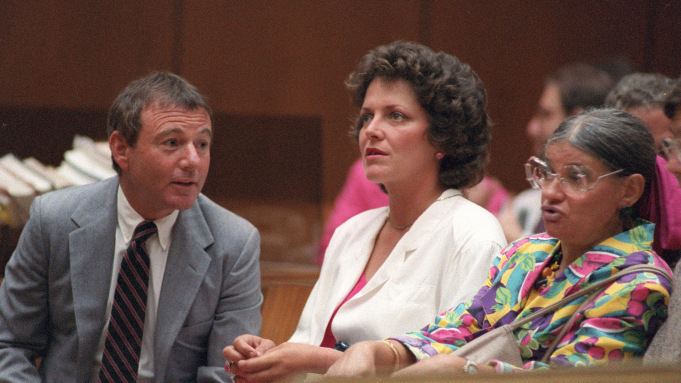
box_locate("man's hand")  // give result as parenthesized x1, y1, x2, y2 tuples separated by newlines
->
(223, 334, 276, 375)
(228, 342, 337, 383)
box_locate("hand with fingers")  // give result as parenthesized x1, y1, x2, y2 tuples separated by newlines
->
(223, 334, 277, 379)
(225, 340, 342, 383)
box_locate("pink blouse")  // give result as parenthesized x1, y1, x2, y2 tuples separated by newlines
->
(319, 273, 368, 348)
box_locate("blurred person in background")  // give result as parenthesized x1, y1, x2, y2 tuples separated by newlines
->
(605, 72, 675, 149)
(500, 63, 614, 241)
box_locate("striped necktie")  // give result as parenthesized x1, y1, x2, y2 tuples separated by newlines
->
(98, 220, 157, 382)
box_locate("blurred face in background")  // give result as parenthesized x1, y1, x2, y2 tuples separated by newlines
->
(626, 105, 672, 150)
(526, 83, 566, 155)
(663, 108, 681, 183)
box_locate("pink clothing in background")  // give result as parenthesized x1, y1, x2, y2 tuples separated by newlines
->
(317, 160, 388, 264)
(639, 155, 681, 259)
(474, 176, 509, 216)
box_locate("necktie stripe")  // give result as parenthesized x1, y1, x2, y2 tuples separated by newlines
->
(128, 248, 150, 275)
(117, 267, 148, 309)
(113, 275, 146, 329)
(98, 220, 157, 383)
(101, 353, 127, 381)
(104, 331, 137, 371)
(109, 304, 143, 342)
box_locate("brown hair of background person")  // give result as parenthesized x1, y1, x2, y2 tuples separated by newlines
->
(526, 63, 614, 155)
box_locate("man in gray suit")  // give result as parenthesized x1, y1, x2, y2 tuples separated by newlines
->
(0, 72, 262, 382)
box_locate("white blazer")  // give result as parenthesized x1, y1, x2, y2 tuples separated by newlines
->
(289, 189, 506, 346)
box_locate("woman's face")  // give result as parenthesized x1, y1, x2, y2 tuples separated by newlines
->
(540, 141, 636, 250)
(358, 77, 438, 190)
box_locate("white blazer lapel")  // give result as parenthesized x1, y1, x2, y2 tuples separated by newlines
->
(351, 189, 462, 301)
(303, 208, 387, 345)
(399, 189, 462, 255)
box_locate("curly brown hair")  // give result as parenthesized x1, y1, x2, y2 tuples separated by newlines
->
(345, 41, 490, 189)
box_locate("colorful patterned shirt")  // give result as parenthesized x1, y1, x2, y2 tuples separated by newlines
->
(394, 221, 672, 372)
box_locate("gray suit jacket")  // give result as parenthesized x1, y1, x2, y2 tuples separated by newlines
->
(645, 260, 681, 364)
(0, 177, 262, 382)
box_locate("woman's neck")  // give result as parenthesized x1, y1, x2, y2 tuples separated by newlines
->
(385, 182, 447, 229)
(559, 220, 624, 272)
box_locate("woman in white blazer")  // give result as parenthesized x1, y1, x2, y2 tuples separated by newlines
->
(223, 41, 506, 382)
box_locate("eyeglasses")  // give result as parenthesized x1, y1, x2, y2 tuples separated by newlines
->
(662, 138, 681, 163)
(524, 156, 623, 195)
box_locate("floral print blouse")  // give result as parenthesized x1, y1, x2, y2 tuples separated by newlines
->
(394, 221, 672, 372)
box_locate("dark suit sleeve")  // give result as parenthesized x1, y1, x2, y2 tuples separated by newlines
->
(0, 198, 49, 382)
(198, 226, 263, 382)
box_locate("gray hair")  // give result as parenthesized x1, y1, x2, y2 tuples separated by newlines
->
(547, 108, 656, 217)
(106, 71, 212, 173)
(605, 72, 675, 110)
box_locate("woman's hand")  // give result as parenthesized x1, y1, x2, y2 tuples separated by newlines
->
(228, 342, 339, 383)
(325, 341, 381, 378)
(391, 354, 466, 378)
(391, 354, 495, 378)
(223, 334, 276, 375)
(325, 340, 415, 378)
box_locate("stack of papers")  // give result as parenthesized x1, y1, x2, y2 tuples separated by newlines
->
(0, 135, 115, 227)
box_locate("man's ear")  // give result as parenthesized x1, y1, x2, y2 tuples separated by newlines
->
(109, 131, 130, 172)
(620, 173, 645, 209)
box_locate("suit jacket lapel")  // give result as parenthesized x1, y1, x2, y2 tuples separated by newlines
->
(68, 177, 119, 379)
(153, 201, 213, 380)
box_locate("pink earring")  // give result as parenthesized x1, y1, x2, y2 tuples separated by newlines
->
(435, 152, 445, 160)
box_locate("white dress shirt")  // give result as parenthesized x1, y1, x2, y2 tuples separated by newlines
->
(290, 189, 506, 346)
(92, 186, 179, 381)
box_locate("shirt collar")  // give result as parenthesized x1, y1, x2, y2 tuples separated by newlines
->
(117, 186, 179, 251)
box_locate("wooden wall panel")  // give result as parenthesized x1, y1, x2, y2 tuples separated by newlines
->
(180, 0, 422, 200)
(429, 0, 651, 192)
(648, 0, 681, 77)
(1, 0, 679, 201)
(0, 0, 176, 109)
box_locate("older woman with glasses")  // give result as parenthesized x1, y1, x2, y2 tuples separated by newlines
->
(326, 108, 674, 378)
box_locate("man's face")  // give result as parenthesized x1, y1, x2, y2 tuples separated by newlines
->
(626, 105, 672, 150)
(526, 83, 566, 155)
(110, 103, 212, 219)
(672, 107, 681, 137)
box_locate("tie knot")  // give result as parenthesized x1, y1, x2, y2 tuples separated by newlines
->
(133, 220, 158, 245)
